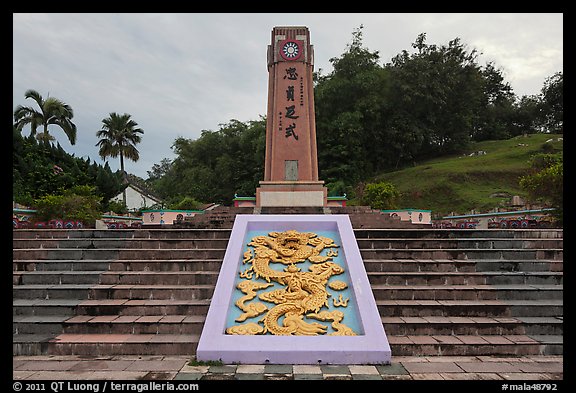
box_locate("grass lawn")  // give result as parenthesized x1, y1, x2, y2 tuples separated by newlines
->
(370, 133, 563, 217)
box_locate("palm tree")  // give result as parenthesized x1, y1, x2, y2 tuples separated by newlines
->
(95, 112, 144, 206)
(13, 89, 77, 145)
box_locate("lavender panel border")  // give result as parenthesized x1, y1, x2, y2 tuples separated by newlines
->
(196, 214, 391, 364)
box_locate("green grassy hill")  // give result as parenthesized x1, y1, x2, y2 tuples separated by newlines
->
(370, 133, 563, 218)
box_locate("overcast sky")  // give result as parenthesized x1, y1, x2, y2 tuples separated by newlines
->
(13, 13, 563, 179)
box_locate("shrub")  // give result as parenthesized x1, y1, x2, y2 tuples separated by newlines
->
(105, 200, 128, 215)
(169, 196, 202, 210)
(32, 186, 102, 226)
(362, 181, 400, 210)
(519, 161, 563, 225)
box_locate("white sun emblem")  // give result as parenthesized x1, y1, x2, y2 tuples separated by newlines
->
(282, 42, 299, 59)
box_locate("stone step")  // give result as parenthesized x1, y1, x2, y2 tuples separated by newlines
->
(16, 271, 105, 285)
(12, 259, 563, 278)
(13, 247, 563, 262)
(474, 260, 564, 272)
(14, 297, 562, 320)
(370, 285, 563, 301)
(99, 271, 219, 285)
(381, 316, 563, 336)
(13, 284, 215, 301)
(13, 316, 70, 335)
(355, 238, 563, 249)
(14, 237, 563, 251)
(14, 270, 166, 286)
(359, 249, 562, 260)
(16, 270, 562, 286)
(367, 271, 563, 286)
(14, 314, 562, 337)
(13, 299, 80, 316)
(13, 315, 205, 335)
(363, 259, 562, 273)
(13, 298, 211, 317)
(13, 228, 564, 242)
(13, 259, 224, 272)
(388, 334, 563, 356)
(14, 258, 562, 275)
(12, 333, 197, 356)
(352, 229, 563, 240)
(12, 332, 562, 357)
(13, 282, 563, 302)
(12, 238, 230, 249)
(376, 299, 563, 318)
(12, 248, 227, 261)
(12, 229, 232, 240)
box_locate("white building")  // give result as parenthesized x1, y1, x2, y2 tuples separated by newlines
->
(112, 182, 163, 212)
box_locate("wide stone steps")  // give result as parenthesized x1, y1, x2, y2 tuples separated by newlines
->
(13, 228, 563, 358)
(15, 271, 220, 286)
(13, 298, 210, 317)
(15, 270, 562, 286)
(13, 284, 215, 300)
(12, 238, 231, 249)
(14, 315, 206, 335)
(14, 314, 562, 337)
(353, 229, 563, 239)
(12, 248, 563, 263)
(12, 249, 228, 260)
(367, 271, 563, 285)
(13, 237, 563, 250)
(376, 299, 563, 318)
(12, 283, 563, 302)
(13, 334, 197, 356)
(13, 259, 224, 272)
(12, 229, 233, 240)
(363, 259, 562, 272)
(13, 228, 563, 240)
(381, 316, 563, 336)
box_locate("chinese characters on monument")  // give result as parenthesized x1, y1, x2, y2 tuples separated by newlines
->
(257, 26, 328, 207)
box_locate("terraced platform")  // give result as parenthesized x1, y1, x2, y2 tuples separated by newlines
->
(13, 223, 563, 358)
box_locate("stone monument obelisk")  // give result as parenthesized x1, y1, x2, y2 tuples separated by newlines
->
(256, 26, 328, 207)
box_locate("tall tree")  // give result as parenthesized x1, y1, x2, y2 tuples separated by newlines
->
(13, 89, 77, 145)
(471, 62, 516, 141)
(95, 112, 144, 206)
(539, 72, 563, 134)
(387, 33, 484, 156)
(148, 119, 265, 205)
(315, 25, 389, 187)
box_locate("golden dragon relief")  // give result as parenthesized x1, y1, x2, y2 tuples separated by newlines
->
(225, 230, 357, 336)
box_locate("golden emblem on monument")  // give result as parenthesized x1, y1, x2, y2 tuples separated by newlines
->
(225, 230, 357, 336)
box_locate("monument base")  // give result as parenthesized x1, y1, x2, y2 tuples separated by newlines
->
(256, 181, 327, 207)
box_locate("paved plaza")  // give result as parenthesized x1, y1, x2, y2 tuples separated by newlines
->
(13, 355, 563, 381)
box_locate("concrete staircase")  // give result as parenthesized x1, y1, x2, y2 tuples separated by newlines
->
(13, 226, 563, 358)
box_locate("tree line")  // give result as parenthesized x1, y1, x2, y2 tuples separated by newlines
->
(13, 127, 124, 210)
(146, 28, 562, 204)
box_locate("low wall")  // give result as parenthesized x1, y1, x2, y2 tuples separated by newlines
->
(381, 209, 432, 225)
(13, 208, 142, 229)
(141, 209, 203, 226)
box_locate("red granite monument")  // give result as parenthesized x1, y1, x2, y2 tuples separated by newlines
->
(256, 26, 328, 207)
